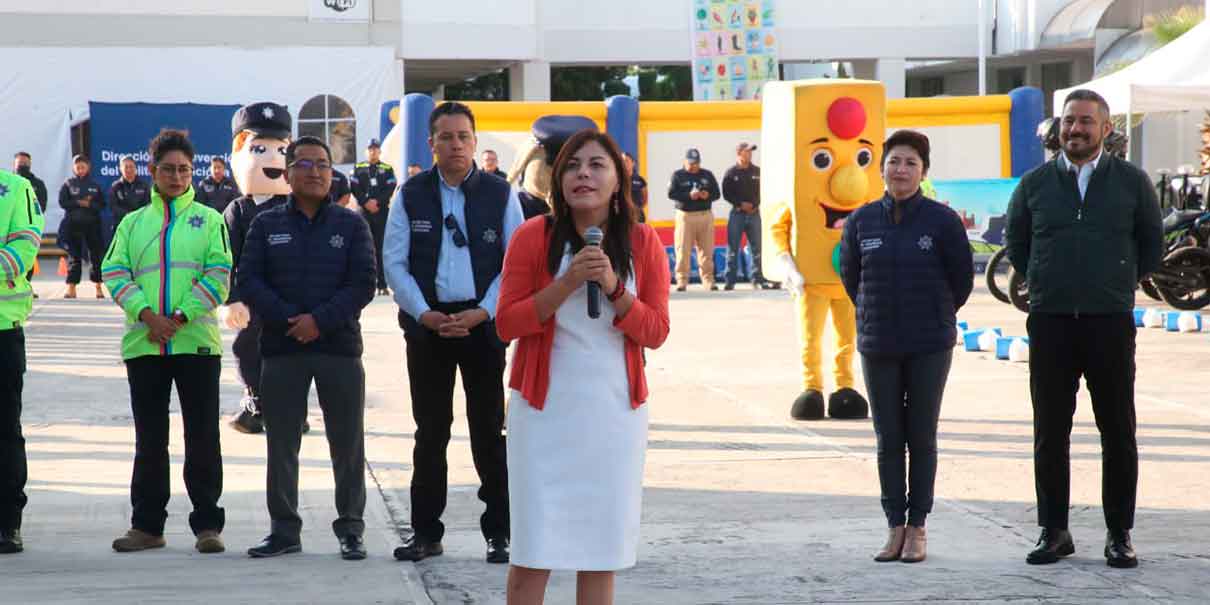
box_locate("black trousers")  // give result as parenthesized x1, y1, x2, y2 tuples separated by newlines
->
(232, 316, 263, 401)
(125, 354, 225, 536)
(366, 215, 387, 289)
(261, 353, 366, 540)
(1027, 312, 1138, 531)
(66, 218, 105, 284)
(0, 328, 27, 532)
(405, 310, 509, 542)
(861, 349, 952, 528)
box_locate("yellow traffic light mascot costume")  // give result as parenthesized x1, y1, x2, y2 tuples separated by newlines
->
(762, 79, 886, 420)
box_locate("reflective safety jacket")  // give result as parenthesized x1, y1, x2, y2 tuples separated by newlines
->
(0, 171, 45, 329)
(102, 187, 232, 359)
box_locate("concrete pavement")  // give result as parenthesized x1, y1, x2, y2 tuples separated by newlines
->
(3, 258, 1209, 603)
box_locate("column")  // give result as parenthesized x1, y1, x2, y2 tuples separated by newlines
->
(508, 61, 551, 102)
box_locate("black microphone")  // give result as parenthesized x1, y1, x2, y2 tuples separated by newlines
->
(584, 226, 603, 319)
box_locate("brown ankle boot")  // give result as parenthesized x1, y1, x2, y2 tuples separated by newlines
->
(901, 526, 927, 563)
(112, 528, 166, 552)
(874, 526, 906, 562)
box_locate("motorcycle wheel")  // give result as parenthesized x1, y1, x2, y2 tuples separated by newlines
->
(984, 247, 1011, 304)
(1156, 246, 1210, 310)
(1007, 267, 1030, 313)
(1140, 278, 1162, 301)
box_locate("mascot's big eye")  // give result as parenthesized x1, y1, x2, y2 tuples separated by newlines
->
(856, 148, 873, 168)
(811, 149, 833, 171)
(251, 144, 267, 154)
(277, 147, 287, 156)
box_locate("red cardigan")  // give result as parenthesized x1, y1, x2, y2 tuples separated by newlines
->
(496, 217, 671, 410)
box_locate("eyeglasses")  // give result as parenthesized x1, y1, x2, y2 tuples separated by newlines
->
(156, 164, 194, 176)
(288, 159, 332, 172)
(444, 214, 467, 248)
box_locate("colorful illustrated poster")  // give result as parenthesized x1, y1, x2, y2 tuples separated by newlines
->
(691, 0, 778, 101)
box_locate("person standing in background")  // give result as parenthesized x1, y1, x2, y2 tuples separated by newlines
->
(623, 152, 647, 224)
(194, 157, 241, 213)
(107, 156, 151, 233)
(58, 154, 105, 299)
(13, 153, 47, 296)
(482, 150, 508, 180)
(667, 148, 720, 292)
(722, 142, 773, 290)
(351, 138, 397, 296)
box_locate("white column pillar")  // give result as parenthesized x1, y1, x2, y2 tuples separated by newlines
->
(875, 58, 907, 99)
(849, 59, 905, 98)
(509, 61, 551, 101)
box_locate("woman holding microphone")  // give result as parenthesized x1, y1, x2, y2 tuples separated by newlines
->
(496, 130, 670, 604)
(839, 130, 973, 564)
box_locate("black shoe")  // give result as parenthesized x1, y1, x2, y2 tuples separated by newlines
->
(486, 537, 510, 564)
(827, 388, 869, 419)
(724, 283, 735, 291)
(0, 529, 23, 554)
(708, 284, 719, 291)
(1105, 529, 1138, 569)
(394, 536, 443, 561)
(767, 281, 782, 290)
(247, 534, 302, 558)
(229, 408, 264, 434)
(340, 534, 367, 561)
(675, 285, 687, 292)
(1026, 528, 1074, 565)
(790, 390, 825, 420)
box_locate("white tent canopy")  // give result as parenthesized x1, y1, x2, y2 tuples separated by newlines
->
(0, 46, 401, 231)
(1054, 21, 1210, 115)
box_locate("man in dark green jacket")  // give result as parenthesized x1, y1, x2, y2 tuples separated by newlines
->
(1005, 89, 1162, 571)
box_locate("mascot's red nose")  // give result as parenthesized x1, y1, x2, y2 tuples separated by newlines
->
(827, 98, 866, 140)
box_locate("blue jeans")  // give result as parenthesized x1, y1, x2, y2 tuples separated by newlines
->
(725, 208, 763, 285)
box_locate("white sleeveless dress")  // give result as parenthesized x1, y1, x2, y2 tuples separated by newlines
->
(507, 253, 648, 571)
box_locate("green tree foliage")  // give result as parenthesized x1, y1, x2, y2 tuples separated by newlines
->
(1147, 5, 1204, 46)
(443, 70, 509, 101)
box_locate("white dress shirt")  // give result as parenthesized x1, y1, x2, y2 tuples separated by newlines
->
(1060, 148, 1103, 201)
(382, 168, 525, 322)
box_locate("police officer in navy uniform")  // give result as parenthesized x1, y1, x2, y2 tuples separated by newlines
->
(195, 157, 241, 213)
(222, 102, 307, 435)
(350, 139, 397, 295)
(59, 154, 107, 299)
(107, 156, 151, 231)
(330, 167, 352, 207)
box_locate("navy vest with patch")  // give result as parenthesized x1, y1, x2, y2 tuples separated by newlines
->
(402, 167, 509, 309)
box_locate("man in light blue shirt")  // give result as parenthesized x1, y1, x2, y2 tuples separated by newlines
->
(383, 102, 523, 566)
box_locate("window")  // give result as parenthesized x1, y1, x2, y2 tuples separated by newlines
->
(297, 94, 356, 165)
(908, 76, 945, 98)
(996, 67, 1026, 94)
(1041, 62, 1073, 116)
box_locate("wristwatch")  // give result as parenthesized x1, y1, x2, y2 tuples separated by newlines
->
(172, 309, 188, 324)
(606, 280, 626, 302)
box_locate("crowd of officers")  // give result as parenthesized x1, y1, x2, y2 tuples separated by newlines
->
(10, 141, 398, 299)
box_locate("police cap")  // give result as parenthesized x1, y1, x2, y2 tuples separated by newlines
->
(232, 102, 292, 140)
(532, 115, 599, 165)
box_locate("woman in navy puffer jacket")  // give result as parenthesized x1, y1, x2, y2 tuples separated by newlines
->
(839, 130, 973, 565)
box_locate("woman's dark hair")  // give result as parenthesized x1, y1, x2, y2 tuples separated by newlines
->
(148, 129, 195, 163)
(546, 130, 636, 284)
(428, 101, 477, 134)
(881, 129, 931, 173)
